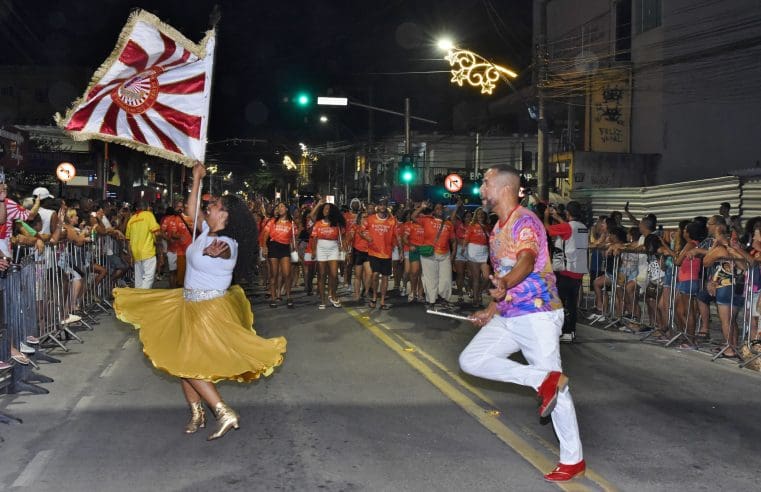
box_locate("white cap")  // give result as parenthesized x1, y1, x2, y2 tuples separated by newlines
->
(32, 187, 54, 200)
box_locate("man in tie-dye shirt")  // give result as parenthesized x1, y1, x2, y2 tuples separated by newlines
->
(458, 165, 585, 483)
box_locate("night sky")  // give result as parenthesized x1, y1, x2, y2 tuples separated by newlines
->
(0, 0, 532, 163)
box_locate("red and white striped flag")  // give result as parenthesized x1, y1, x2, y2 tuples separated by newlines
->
(55, 10, 215, 166)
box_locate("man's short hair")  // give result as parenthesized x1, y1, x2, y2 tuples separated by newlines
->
(565, 201, 582, 220)
(490, 164, 521, 179)
(720, 202, 730, 210)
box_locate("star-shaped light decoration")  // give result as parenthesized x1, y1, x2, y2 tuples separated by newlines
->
(444, 48, 518, 95)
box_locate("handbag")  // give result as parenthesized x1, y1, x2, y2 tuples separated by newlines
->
(290, 223, 299, 263)
(419, 219, 446, 257)
(338, 227, 346, 261)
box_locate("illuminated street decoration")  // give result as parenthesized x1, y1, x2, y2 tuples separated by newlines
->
(56, 162, 77, 182)
(444, 49, 517, 95)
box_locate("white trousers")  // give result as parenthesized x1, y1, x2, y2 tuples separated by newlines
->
(420, 253, 452, 304)
(459, 309, 583, 464)
(134, 256, 157, 289)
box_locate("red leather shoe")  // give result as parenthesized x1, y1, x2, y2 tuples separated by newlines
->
(544, 460, 585, 482)
(537, 371, 568, 418)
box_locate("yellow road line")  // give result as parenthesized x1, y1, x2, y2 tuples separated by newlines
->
(346, 308, 591, 492)
(375, 320, 619, 492)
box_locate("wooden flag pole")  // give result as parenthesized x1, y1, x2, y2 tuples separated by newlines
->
(190, 6, 220, 242)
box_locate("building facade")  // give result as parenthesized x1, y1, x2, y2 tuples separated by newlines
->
(542, 0, 761, 185)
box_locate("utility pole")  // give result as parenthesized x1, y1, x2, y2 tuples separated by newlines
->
(404, 98, 411, 203)
(367, 86, 374, 204)
(534, 0, 549, 201)
(342, 153, 347, 203)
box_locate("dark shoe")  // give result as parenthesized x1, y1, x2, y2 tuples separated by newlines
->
(269, 302, 278, 308)
(537, 371, 568, 418)
(544, 460, 586, 482)
(286, 299, 294, 309)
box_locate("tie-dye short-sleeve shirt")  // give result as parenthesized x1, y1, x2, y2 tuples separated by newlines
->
(489, 206, 562, 318)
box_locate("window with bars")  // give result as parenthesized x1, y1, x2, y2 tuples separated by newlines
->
(636, 0, 662, 33)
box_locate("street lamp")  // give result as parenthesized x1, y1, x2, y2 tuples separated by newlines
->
(436, 38, 549, 201)
(319, 115, 329, 123)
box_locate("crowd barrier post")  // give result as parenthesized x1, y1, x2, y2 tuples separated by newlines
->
(4, 255, 50, 394)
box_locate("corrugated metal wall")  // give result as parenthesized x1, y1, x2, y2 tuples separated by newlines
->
(571, 176, 742, 227)
(741, 180, 761, 221)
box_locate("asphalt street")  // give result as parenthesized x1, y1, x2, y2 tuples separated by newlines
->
(1, 283, 760, 491)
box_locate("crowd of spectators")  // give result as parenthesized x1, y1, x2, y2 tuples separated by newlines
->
(3, 176, 759, 369)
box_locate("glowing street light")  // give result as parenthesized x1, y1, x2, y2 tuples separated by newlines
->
(319, 115, 329, 123)
(437, 38, 454, 51)
(437, 38, 518, 95)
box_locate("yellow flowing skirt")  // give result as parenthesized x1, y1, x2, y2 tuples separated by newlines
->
(113, 285, 286, 383)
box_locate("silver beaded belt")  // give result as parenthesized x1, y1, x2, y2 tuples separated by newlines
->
(183, 288, 227, 302)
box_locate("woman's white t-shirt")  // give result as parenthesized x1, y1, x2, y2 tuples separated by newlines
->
(184, 221, 238, 291)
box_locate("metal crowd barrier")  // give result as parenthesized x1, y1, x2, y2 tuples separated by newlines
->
(580, 244, 758, 368)
(0, 232, 123, 397)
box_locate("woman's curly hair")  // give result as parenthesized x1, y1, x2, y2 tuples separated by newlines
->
(217, 194, 258, 284)
(315, 203, 346, 228)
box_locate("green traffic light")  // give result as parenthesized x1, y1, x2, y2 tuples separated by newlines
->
(295, 92, 311, 107)
(402, 169, 414, 183)
(472, 184, 480, 195)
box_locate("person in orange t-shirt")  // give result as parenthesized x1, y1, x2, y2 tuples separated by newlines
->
(464, 208, 492, 307)
(361, 199, 400, 309)
(403, 209, 426, 302)
(349, 210, 371, 301)
(309, 201, 346, 309)
(160, 207, 192, 288)
(412, 201, 456, 307)
(262, 203, 297, 308)
(342, 199, 360, 289)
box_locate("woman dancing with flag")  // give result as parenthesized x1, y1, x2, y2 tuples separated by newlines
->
(114, 163, 286, 441)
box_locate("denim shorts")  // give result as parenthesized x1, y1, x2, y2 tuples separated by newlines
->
(716, 285, 744, 307)
(677, 280, 700, 295)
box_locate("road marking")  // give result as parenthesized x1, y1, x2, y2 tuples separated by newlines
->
(99, 362, 115, 378)
(12, 449, 53, 487)
(122, 337, 135, 350)
(376, 321, 618, 492)
(349, 308, 617, 492)
(68, 395, 94, 421)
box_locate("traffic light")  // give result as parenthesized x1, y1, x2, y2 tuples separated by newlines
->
(294, 91, 311, 108)
(471, 182, 481, 195)
(399, 154, 415, 184)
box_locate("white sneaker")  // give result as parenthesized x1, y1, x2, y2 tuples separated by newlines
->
(20, 342, 36, 354)
(560, 333, 574, 343)
(63, 313, 82, 324)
